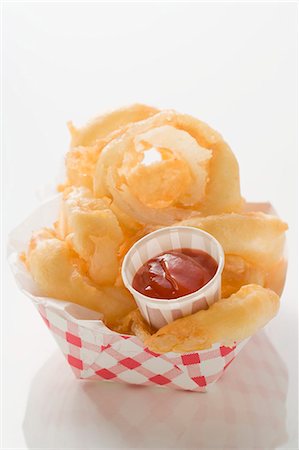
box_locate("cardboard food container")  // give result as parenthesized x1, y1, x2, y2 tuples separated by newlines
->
(8, 196, 285, 392)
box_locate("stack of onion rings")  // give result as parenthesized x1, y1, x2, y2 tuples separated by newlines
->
(24, 105, 287, 350)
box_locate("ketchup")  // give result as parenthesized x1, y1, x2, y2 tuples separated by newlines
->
(132, 248, 218, 300)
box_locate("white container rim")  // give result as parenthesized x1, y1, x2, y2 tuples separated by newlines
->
(121, 226, 225, 305)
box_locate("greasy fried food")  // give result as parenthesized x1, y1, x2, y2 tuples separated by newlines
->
(69, 104, 159, 148)
(94, 109, 243, 226)
(56, 186, 124, 285)
(114, 308, 154, 338)
(26, 228, 136, 328)
(221, 255, 265, 298)
(144, 284, 280, 353)
(65, 104, 159, 190)
(179, 212, 287, 267)
(65, 145, 101, 191)
(24, 105, 287, 340)
(177, 211, 287, 297)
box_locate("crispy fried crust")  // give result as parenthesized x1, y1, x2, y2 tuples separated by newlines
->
(66, 104, 159, 190)
(175, 113, 243, 214)
(24, 105, 287, 337)
(179, 212, 287, 267)
(144, 284, 280, 353)
(26, 228, 136, 328)
(221, 254, 266, 298)
(69, 104, 159, 148)
(114, 309, 154, 338)
(56, 186, 123, 285)
(94, 109, 243, 226)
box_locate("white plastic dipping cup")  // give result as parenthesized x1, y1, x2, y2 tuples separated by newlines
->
(122, 226, 225, 330)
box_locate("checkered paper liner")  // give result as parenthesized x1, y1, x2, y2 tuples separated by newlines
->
(7, 196, 279, 392)
(35, 299, 249, 392)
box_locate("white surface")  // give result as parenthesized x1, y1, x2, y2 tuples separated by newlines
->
(2, 3, 298, 449)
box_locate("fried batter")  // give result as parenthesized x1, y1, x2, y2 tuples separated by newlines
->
(144, 285, 279, 353)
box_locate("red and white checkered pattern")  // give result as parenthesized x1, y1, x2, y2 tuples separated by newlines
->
(37, 302, 248, 392)
(8, 199, 280, 394)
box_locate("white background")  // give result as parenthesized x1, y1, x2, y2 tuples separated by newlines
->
(2, 2, 298, 449)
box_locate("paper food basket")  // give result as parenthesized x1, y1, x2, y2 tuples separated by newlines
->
(8, 196, 283, 393)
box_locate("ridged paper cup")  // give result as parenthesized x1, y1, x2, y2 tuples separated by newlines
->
(122, 226, 225, 330)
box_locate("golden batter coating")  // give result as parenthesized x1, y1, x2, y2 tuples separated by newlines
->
(178, 212, 288, 297)
(24, 105, 287, 341)
(65, 104, 159, 190)
(27, 228, 136, 328)
(93, 109, 243, 227)
(143, 284, 280, 353)
(179, 212, 287, 267)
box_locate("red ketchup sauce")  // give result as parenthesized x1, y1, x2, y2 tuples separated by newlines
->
(132, 248, 218, 300)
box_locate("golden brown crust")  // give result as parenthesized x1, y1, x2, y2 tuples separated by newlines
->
(175, 113, 244, 214)
(65, 104, 159, 190)
(24, 105, 287, 339)
(114, 309, 154, 338)
(26, 228, 136, 328)
(56, 186, 124, 285)
(69, 104, 159, 148)
(221, 254, 266, 298)
(178, 211, 287, 297)
(93, 109, 243, 226)
(179, 212, 287, 267)
(144, 284, 280, 353)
